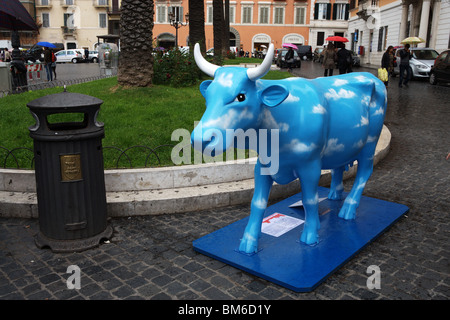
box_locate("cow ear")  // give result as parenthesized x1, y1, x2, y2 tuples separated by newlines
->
(260, 85, 289, 107)
(200, 80, 212, 98)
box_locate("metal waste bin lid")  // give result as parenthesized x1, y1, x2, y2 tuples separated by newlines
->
(27, 88, 104, 140)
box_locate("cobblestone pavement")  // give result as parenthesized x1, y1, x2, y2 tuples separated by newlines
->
(0, 61, 449, 301)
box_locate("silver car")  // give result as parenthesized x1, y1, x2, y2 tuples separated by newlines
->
(394, 47, 439, 78)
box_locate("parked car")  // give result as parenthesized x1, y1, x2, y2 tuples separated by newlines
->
(23, 43, 64, 62)
(394, 47, 439, 78)
(88, 50, 99, 63)
(54, 49, 84, 63)
(429, 49, 450, 85)
(276, 49, 301, 68)
(313, 47, 324, 63)
(297, 45, 312, 60)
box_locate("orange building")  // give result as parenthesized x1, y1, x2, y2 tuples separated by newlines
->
(153, 0, 350, 53)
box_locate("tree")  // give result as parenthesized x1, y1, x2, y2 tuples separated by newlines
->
(188, 0, 206, 54)
(118, 0, 154, 87)
(223, 0, 230, 56)
(213, 0, 224, 64)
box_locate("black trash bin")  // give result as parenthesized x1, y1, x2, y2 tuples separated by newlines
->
(27, 88, 112, 252)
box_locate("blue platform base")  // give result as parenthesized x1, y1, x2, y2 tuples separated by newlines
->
(193, 187, 409, 292)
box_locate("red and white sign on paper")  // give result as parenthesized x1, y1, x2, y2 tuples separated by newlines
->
(261, 213, 304, 237)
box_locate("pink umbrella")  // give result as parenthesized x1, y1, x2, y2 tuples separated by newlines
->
(282, 43, 298, 50)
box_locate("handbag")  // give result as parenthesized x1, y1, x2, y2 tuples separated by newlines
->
(378, 68, 388, 82)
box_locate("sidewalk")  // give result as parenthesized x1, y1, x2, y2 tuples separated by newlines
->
(0, 61, 449, 300)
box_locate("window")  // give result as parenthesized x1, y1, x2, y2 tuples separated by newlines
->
(64, 13, 74, 29)
(314, 3, 331, 20)
(242, 6, 252, 24)
(333, 4, 349, 20)
(274, 7, 284, 24)
(295, 7, 306, 25)
(229, 6, 235, 24)
(207, 5, 213, 24)
(65, 0, 74, 5)
(42, 13, 49, 28)
(157, 5, 166, 23)
(259, 7, 269, 24)
(40, 0, 49, 5)
(98, 0, 108, 5)
(317, 32, 325, 46)
(99, 13, 107, 28)
(169, 6, 184, 22)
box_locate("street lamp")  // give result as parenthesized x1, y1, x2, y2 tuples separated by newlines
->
(168, 11, 189, 48)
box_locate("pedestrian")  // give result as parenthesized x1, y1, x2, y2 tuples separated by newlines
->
(337, 43, 352, 74)
(285, 47, 295, 72)
(84, 48, 89, 63)
(398, 44, 412, 88)
(4, 48, 11, 62)
(322, 43, 336, 76)
(51, 49, 57, 80)
(381, 45, 394, 87)
(43, 47, 53, 81)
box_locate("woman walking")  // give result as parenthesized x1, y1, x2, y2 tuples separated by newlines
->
(322, 43, 336, 77)
(381, 46, 394, 87)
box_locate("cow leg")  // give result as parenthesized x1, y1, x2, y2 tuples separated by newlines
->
(338, 146, 375, 220)
(328, 166, 345, 200)
(239, 161, 273, 254)
(298, 160, 322, 245)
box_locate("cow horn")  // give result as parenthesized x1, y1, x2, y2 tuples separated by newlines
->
(247, 43, 274, 81)
(194, 43, 219, 78)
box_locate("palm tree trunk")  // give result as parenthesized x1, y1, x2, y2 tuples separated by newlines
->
(118, 0, 154, 87)
(223, 0, 230, 56)
(188, 0, 206, 54)
(213, 0, 224, 64)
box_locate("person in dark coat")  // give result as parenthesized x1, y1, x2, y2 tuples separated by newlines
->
(381, 45, 394, 86)
(398, 44, 412, 87)
(285, 47, 294, 72)
(84, 48, 89, 63)
(43, 47, 53, 81)
(336, 43, 352, 74)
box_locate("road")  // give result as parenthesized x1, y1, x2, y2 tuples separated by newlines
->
(0, 60, 449, 301)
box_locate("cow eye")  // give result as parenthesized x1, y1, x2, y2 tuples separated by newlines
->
(236, 94, 246, 102)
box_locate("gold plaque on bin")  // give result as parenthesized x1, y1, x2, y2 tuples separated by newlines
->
(60, 154, 82, 182)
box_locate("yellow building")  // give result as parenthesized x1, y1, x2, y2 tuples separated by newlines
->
(31, 0, 351, 52)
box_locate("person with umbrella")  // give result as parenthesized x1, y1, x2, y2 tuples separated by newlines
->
(398, 43, 412, 87)
(322, 43, 336, 77)
(43, 46, 53, 81)
(285, 47, 295, 72)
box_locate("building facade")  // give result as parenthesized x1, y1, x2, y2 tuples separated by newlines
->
(9, 0, 350, 52)
(154, 0, 350, 53)
(348, 0, 450, 65)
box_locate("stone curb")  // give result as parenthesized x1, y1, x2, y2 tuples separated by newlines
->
(0, 126, 390, 218)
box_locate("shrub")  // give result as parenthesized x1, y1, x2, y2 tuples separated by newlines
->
(153, 48, 203, 87)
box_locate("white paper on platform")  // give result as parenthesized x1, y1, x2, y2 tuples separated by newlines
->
(261, 213, 304, 237)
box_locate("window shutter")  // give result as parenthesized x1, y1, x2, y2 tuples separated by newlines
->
(314, 3, 319, 19)
(326, 3, 331, 20)
(345, 4, 349, 20)
(333, 3, 337, 20)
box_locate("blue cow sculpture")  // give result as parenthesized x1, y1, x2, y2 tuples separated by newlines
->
(191, 43, 387, 254)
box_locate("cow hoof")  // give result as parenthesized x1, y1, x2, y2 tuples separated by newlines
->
(239, 232, 259, 254)
(300, 228, 319, 245)
(328, 189, 343, 201)
(338, 202, 357, 220)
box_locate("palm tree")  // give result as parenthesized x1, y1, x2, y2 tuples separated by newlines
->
(213, 0, 224, 64)
(223, 0, 230, 56)
(188, 0, 206, 54)
(118, 0, 154, 87)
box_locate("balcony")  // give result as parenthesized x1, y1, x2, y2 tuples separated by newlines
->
(61, 0, 76, 7)
(36, 0, 52, 8)
(93, 0, 109, 8)
(61, 26, 77, 39)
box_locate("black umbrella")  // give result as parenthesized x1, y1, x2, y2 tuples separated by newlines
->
(0, 0, 38, 31)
